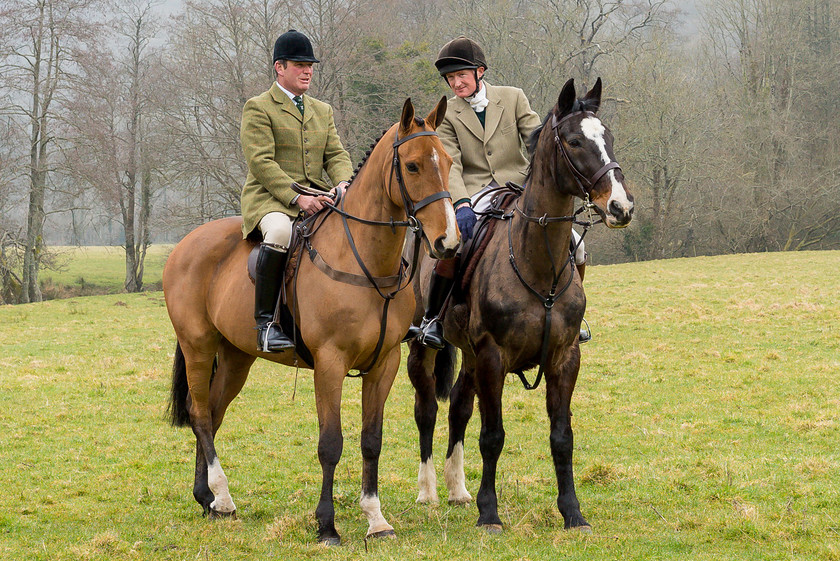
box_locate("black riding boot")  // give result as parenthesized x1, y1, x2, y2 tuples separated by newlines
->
(254, 243, 294, 352)
(576, 261, 591, 344)
(417, 271, 455, 350)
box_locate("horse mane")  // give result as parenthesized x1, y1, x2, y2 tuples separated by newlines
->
(349, 117, 427, 183)
(350, 129, 390, 183)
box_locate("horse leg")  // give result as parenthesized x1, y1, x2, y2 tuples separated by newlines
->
(444, 364, 475, 505)
(313, 359, 346, 545)
(407, 340, 439, 504)
(186, 339, 254, 518)
(546, 344, 590, 530)
(359, 348, 400, 539)
(472, 348, 506, 532)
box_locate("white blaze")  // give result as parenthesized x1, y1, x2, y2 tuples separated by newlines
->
(433, 147, 460, 250)
(580, 116, 632, 209)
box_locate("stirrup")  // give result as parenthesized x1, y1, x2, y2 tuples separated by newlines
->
(418, 317, 445, 350)
(579, 318, 591, 344)
(258, 322, 294, 352)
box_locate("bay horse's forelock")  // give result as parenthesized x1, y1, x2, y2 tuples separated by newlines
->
(164, 97, 455, 544)
(407, 80, 634, 532)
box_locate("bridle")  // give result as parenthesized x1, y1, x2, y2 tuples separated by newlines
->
(551, 109, 621, 203)
(294, 126, 451, 374)
(506, 109, 622, 390)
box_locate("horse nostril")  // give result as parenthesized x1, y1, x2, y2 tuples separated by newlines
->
(434, 236, 446, 254)
(434, 236, 456, 258)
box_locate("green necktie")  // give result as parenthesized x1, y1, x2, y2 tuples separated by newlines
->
(293, 95, 304, 116)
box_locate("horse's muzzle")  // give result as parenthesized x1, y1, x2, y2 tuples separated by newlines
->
(605, 198, 634, 228)
(433, 235, 459, 259)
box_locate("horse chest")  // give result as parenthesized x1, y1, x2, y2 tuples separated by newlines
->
(470, 261, 585, 353)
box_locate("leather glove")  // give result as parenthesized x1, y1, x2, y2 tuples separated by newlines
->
(455, 205, 477, 240)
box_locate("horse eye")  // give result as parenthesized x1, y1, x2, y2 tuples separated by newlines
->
(568, 138, 582, 148)
(406, 163, 419, 173)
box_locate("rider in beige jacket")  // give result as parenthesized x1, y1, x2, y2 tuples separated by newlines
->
(409, 36, 590, 349)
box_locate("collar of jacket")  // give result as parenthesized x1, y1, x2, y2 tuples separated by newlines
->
(451, 82, 503, 142)
(269, 82, 311, 124)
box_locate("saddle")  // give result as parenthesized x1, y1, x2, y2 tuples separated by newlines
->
(458, 183, 521, 291)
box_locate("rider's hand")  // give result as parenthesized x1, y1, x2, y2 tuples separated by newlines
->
(332, 181, 350, 199)
(455, 204, 477, 240)
(297, 194, 333, 216)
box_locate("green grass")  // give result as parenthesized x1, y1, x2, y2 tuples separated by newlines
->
(1, 250, 838, 560)
(39, 245, 172, 297)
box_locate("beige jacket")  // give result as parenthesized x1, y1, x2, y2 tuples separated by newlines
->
(240, 82, 353, 238)
(438, 82, 541, 204)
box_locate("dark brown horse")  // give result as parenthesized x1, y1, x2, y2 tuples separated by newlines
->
(406, 79, 634, 531)
(165, 98, 458, 545)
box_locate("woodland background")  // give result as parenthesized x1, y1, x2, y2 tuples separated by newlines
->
(1, 0, 838, 303)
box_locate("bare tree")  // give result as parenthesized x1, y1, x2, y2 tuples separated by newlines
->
(0, 0, 101, 302)
(62, 0, 164, 292)
(160, 0, 264, 230)
(698, 0, 840, 253)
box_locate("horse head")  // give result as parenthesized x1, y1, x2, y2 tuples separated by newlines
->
(548, 78, 634, 228)
(389, 97, 460, 258)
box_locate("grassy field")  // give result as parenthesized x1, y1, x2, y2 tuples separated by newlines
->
(39, 245, 172, 297)
(1, 250, 838, 560)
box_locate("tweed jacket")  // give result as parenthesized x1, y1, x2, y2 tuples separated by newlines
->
(438, 83, 541, 205)
(240, 82, 353, 238)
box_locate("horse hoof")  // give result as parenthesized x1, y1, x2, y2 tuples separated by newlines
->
(447, 496, 472, 506)
(416, 495, 439, 505)
(367, 529, 397, 540)
(319, 536, 341, 546)
(571, 524, 593, 533)
(479, 524, 503, 535)
(208, 508, 237, 520)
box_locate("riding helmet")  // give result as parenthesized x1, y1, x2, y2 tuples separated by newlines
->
(273, 29, 320, 63)
(434, 36, 488, 76)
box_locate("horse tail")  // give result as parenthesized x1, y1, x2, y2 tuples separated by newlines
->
(434, 341, 457, 400)
(168, 341, 191, 427)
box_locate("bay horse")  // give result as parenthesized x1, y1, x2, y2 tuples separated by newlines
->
(406, 79, 634, 532)
(164, 98, 458, 545)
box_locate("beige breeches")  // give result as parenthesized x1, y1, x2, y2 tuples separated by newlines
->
(258, 212, 293, 249)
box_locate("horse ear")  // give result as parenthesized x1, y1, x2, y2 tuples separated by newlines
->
(400, 98, 415, 134)
(425, 96, 448, 130)
(556, 78, 576, 116)
(583, 77, 602, 113)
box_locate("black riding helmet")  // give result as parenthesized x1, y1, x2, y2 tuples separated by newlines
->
(435, 36, 487, 97)
(273, 29, 320, 63)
